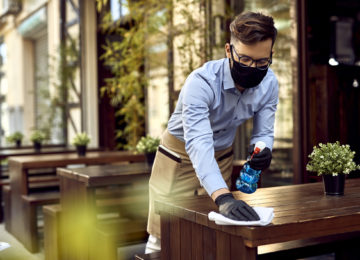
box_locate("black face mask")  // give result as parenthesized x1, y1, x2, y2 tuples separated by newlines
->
(229, 51, 268, 89)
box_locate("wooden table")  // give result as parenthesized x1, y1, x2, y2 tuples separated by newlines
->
(0, 147, 102, 222)
(155, 179, 360, 259)
(57, 163, 152, 260)
(8, 150, 145, 252)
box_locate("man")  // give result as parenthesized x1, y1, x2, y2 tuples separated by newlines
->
(145, 11, 278, 253)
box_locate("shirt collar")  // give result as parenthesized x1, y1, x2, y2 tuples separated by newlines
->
(223, 58, 260, 95)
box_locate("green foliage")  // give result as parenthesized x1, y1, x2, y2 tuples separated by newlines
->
(306, 142, 360, 176)
(97, 0, 163, 150)
(136, 135, 160, 153)
(72, 132, 91, 146)
(30, 130, 46, 143)
(96, 0, 208, 150)
(6, 132, 24, 143)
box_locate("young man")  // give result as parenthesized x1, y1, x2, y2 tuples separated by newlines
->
(145, 11, 278, 253)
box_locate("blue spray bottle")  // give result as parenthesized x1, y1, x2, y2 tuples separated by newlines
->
(236, 141, 266, 194)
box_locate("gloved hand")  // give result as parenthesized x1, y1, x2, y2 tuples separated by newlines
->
(215, 193, 260, 221)
(248, 144, 272, 170)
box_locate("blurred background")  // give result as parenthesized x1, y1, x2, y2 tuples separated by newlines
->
(0, 0, 358, 186)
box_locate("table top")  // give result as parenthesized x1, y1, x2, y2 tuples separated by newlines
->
(8, 151, 145, 168)
(155, 178, 360, 248)
(57, 162, 151, 187)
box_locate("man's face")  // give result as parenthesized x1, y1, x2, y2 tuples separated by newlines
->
(225, 39, 273, 90)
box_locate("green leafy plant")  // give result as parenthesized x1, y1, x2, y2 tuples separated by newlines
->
(96, 0, 212, 150)
(6, 132, 24, 144)
(72, 132, 91, 146)
(136, 135, 160, 154)
(306, 141, 360, 176)
(30, 130, 46, 143)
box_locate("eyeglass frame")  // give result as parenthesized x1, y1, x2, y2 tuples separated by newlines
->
(230, 44, 272, 70)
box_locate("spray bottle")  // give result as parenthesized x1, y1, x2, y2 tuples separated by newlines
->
(236, 141, 266, 194)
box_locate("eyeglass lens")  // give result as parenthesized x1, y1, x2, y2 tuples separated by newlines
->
(231, 45, 271, 70)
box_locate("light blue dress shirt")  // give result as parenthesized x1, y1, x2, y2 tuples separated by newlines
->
(168, 58, 279, 196)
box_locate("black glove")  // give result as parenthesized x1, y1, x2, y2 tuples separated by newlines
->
(215, 193, 260, 221)
(248, 144, 272, 170)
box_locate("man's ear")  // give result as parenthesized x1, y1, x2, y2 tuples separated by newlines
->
(225, 43, 231, 59)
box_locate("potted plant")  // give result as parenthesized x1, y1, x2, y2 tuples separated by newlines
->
(30, 130, 46, 152)
(6, 131, 24, 148)
(72, 132, 91, 156)
(306, 141, 360, 195)
(136, 135, 160, 165)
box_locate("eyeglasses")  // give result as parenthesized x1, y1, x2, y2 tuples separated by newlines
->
(230, 45, 272, 70)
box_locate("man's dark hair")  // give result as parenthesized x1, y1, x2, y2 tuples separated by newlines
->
(230, 12, 277, 46)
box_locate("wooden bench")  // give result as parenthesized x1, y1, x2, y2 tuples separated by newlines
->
(89, 181, 149, 260)
(43, 199, 149, 260)
(8, 151, 146, 253)
(91, 218, 148, 260)
(43, 204, 62, 260)
(21, 191, 60, 252)
(0, 178, 10, 222)
(2, 185, 11, 230)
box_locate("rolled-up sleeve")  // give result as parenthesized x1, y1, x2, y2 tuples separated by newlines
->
(182, 74, 228, 196)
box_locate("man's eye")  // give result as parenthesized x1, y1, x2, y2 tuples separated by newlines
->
(257, 59, 269, 66)
(239, 57, 252, 64)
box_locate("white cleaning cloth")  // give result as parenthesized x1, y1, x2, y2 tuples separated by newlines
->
(208, 207, 274, 226)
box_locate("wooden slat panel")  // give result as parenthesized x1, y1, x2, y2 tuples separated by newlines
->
(180, 218, 192, 260)
(215, 230, 230, 260)
(160, 212, 171, 260)
(203, 226, 216, 260)
(191, 222, 203, 260)
(170, 215, 180, 260)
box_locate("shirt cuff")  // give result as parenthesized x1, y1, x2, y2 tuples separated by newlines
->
(200, 172, 229, 196)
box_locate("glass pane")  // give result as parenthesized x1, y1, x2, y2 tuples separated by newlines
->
(241, 0, 295, 186)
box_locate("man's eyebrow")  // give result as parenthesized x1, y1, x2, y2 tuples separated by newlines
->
(238, 53, 270, 60)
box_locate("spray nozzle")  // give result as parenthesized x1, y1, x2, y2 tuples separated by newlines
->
(250, 141, 266, 160)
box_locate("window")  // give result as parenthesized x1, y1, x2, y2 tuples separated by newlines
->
(110, 0, 129, 21)
(236, 0, 296, 187)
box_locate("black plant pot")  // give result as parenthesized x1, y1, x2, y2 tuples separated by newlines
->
(323, 174, 345, 196)
(76, 145, 87, 156)
(16, 140, 21, 148)
(145, 152, 156, 166)
(33, 142, 42, 152)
